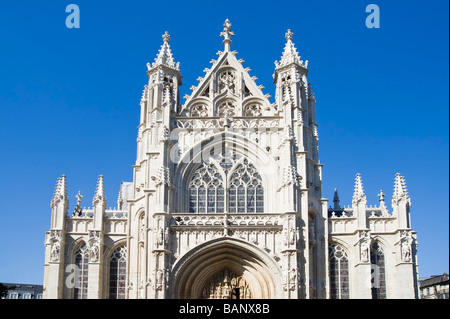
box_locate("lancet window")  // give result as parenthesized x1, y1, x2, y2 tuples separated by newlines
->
(109, 246, 127, 299)
(370, 242, 387, 299)
(73, 243, 89, 299)
(329, 244, 350, 299)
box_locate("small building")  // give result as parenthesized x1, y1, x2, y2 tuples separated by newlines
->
(1, 283, 43, 299)
(419, 273, 449, 299)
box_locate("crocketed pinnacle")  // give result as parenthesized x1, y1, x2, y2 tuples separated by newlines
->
(393, 173, 411, 205)
(275, 29, 307, 69)
(352, 173, 366, 205)
(51, 175, 67, 208)
(93, 175, 106, 206)
(151, 31, 179, 70)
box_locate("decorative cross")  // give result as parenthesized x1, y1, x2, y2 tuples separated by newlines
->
(220, 19, 235, 51)
(377, 189, 385, 202)
(75, 191, 83, 205)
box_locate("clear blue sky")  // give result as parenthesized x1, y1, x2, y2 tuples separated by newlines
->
(0, 0, 448, 284)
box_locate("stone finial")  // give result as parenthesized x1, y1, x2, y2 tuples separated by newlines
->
(377, 189, 385, 202)
(73, 191, 83, 216)
(162, 31, 170, 43)
(285, 29, 294, 41)
(220, 19, 235, 52)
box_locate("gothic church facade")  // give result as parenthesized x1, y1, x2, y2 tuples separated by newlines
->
(43, 20, 419, 299)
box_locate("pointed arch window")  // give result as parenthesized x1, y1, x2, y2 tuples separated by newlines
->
(188, 157, 263, 213)
(329, 244, 349, 299)
(74, 243, 89, 299)
(109, 246, 127, 299)
(228, 159, 263, 213)
(370, 242, 387, 299)
(189, 163, 225, 213)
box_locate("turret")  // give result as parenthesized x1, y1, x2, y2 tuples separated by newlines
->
(143, 31, 182, 126)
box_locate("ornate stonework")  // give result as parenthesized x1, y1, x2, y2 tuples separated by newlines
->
(43, 20, 418, 299)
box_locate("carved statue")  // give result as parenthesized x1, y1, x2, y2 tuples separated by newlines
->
(402, 240, 411, 262)
(50, 240, 60, 262)
(360, 239, 369, 262)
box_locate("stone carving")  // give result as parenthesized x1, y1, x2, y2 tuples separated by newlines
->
(200, 268, 251, 299)
(400, 231, 413, 262)
(50, 236, 61, 262)
(88, 230, 102, 262)
(284, 268, 300, 291)
(218, 71, 236, 93)
(358, 231, 371, 263)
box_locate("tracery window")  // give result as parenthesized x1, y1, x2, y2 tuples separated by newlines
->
(189, 163, 225, 213)
(228, 159, 263, 213)
(191, 104, 209, 117)
(109, 246, 127, 299)
(74, 243, 89, 299)
(329, 244, 349, 299)
(244, 104, 262, 117)
(217, 101, 236, 117)
(188, 156, 263, 213)
(370, 242, 387, 299)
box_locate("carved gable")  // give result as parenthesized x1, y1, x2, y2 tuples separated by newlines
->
(179, 22, 273, 118)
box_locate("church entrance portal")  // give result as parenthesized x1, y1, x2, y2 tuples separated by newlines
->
(170, 238, 282, 299)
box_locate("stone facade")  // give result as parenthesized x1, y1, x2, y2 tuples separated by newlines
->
(43, 20, 419, 299)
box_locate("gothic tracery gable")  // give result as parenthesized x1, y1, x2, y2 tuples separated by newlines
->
(179, 34, 273, 118)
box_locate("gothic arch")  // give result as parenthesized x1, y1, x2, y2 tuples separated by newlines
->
(169, 237, 282, 299)
(102, 239, 127, 298)
(65, 236, 88, 270)
(173, 131, 278, 213)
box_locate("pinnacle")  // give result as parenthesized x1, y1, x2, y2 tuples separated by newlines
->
(275, 29, 307, 69)
(93, 175, 106, 206)
(393, 173, 410, 205)
(352, 173, 366, 204)
(150, 31, 179, 70)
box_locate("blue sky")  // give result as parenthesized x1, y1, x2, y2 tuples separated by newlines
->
(0, 0, 448, 284)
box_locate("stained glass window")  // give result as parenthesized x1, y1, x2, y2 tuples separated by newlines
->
(74, 243, 89, 299)
(188, 158, 263, 213)
(329, 244, 350, 299)
(189, 163, 224, 213)
(109, 246, 127, 299)
(228, 159, 264, 213)
(370, 242, 387, 299)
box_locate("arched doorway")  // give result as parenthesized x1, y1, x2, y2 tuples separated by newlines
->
(169, 238, 282, 299)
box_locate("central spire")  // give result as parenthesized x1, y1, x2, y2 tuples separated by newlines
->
(220, 19, 235, 52)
